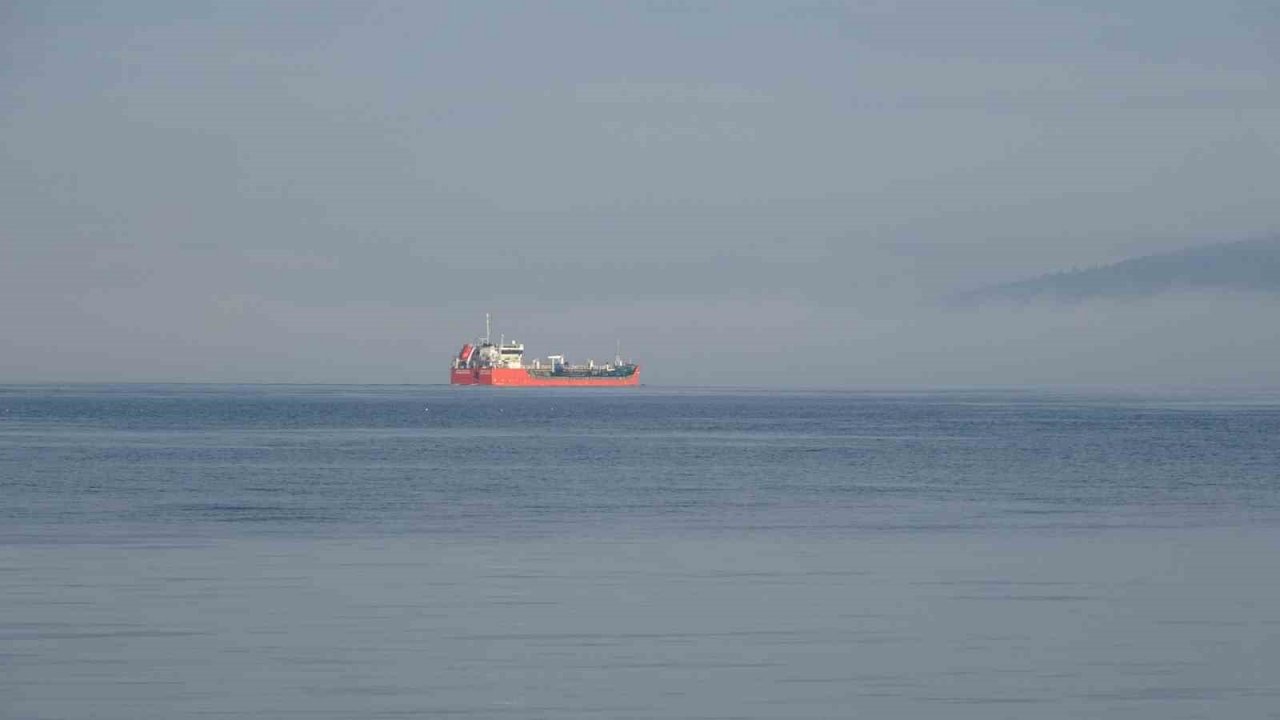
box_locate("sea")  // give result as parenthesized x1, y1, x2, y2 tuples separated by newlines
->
(2, 384, 1279, 719)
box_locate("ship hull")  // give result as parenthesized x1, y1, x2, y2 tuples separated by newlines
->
(451, 367, 639, 386)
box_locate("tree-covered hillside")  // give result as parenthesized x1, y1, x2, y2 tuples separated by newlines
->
(958, 237, 1280, 303)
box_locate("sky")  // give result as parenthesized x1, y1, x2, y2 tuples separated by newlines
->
(3, 0, 1279, 386)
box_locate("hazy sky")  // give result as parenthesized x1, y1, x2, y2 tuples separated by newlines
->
(4, 1, 1279, 386)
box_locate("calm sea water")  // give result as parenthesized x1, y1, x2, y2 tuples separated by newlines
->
(2, 384, 1279, 718)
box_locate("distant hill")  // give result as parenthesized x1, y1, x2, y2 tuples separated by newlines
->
(956, 236, 1280, 304)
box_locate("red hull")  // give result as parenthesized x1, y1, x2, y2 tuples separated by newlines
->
(451, 367, 639, 386)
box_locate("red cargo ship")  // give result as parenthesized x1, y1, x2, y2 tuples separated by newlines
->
(450, 315, 640, 387)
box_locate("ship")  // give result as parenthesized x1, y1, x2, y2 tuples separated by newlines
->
(450, 315, 640, 387)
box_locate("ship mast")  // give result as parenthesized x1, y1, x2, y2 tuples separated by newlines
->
(485, 313, 491, 345)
